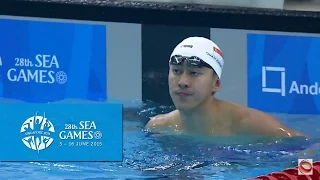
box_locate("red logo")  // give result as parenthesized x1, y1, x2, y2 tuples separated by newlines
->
(298, 159, 313, 175)
(213, 47, 223, 58)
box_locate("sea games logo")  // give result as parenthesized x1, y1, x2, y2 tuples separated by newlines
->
(20, 112, 55, 152)
(7, 54, 68, 84)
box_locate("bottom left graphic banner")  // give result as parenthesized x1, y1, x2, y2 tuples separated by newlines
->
(0, 103, 123, 162)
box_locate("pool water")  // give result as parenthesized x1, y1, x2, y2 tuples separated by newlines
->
(1, 100, 320, 180)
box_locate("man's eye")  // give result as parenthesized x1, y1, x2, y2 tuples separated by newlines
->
(191, 72, 199, 76)
(173, 69, 181, 74)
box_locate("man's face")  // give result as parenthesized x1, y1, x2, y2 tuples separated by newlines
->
(168, 61, 220, 111)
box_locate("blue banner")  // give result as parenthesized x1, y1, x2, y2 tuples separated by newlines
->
(0, 18, 107, 102)
(0, 103, 122, 162)
(247, 33, 320, 114)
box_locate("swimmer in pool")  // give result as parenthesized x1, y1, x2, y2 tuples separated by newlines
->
(145, 37, 306, 137)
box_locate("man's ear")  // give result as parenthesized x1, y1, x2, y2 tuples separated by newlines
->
(212, 78, 221, 92)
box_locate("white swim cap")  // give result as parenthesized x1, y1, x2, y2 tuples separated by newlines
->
(170, 37, 224, 79)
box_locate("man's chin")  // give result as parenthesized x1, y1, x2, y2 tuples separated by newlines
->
(174, 104, 195, 112)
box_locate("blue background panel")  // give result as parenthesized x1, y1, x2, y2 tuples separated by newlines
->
(248, 33, 320, 114)
(0, 19, 107, 102)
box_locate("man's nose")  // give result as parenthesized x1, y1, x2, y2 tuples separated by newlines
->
(178, 73, 190, 89)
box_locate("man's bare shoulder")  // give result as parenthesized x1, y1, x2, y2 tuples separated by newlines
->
(238, 106, 307, 137)
(145, 110, 180, 129)
(220, 100, 281, 125)
(216, 100, 248, 121)
(216, 100, 306, 137)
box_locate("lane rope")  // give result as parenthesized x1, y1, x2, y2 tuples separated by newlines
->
(248, 161, 320, 180)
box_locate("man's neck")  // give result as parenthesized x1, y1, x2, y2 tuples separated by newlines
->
(179, 97, 219, 133)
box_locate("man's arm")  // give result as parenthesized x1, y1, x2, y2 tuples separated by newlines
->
(242, 108, 308, 138)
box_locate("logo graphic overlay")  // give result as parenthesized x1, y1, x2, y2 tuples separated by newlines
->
(298, 159, 313, 175)
(20, 112, 55, 152)
(0, 103, 123, 162)
(0, 18, 107, 102)
(248, 33, 320, 114)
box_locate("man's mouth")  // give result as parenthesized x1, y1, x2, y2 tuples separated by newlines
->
(176, 92, 192, 97)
